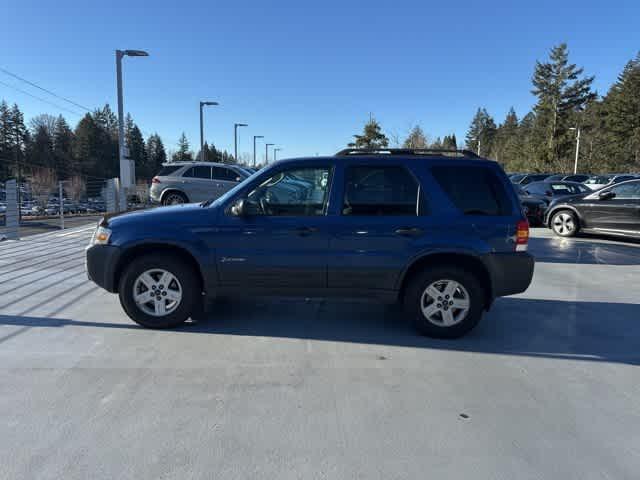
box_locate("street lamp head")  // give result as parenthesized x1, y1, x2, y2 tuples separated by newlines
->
(254, 135, 264, 139)
(266, 143, 274, 147)
(124, 50, 149, 57)
(235, 123, 249, 127)
(201, 101, 219, 106)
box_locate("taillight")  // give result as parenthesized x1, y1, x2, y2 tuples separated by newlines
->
(515, 220, 529, 251)
(152, 177, 161, 184)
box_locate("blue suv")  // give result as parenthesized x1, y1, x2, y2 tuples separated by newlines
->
(86, 149, 534, 338)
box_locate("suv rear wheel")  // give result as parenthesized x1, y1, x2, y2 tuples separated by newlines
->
(118, 254, 199, 328)
(551, 210, 579, 237)
(404, 266, 484, 338)
(162, 191, 188, 206)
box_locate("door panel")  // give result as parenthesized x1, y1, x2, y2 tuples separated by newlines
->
(215, 216, 329, 288)
(214, 165, 333, 290)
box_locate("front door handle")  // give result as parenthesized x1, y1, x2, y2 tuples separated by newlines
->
(294, 226, 318, 236)
(395, 227, 423, 237)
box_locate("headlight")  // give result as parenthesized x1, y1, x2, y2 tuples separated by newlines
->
(91, 226, 112, 245)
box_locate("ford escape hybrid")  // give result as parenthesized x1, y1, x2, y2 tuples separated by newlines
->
(86, 149, 534, 338)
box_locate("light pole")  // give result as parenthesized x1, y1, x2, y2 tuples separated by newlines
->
(253, 135, 264, 167)
(199, 101, 219, 161)
(273, 148, 282, 161)
(569, 127, 581, 174)
(234, 123, 248, 163)
(265, 143, 274, 164)
(116, 49, 148, 211)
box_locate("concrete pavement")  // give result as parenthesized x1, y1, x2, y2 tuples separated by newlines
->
(0, 225, 639, 479)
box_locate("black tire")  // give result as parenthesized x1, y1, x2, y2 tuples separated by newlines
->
(162, 191, 188, 206)
(118, 254, 200, 328)
(404, 266, 485, 339)
(550, 209, 579, 237)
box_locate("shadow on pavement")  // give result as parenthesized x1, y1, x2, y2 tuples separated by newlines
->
(529, 236, 640, 265)
(1, 296, 638, 365)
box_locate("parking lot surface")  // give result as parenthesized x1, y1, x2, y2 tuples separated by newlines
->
(0, 225, 639, 479)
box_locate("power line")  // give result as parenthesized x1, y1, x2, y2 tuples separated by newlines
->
(0, 67, 92, 112)
(0, 80, 85, 118)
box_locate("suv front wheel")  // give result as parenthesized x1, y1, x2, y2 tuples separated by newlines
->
(118, 254, 200, 328)
(404, 267, 484, 338)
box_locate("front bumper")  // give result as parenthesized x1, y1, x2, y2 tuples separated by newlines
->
(486, 252, 534, 298)
(86, 244, 122, 293)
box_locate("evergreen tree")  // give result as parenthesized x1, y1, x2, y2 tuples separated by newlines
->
(52, 116, 75, 178)
(403, 125, 427, 148)
(465, 107, 497, 157)
(172, 132, 193, 162)
(28, 123, 55, 170)
(92, 104, 119, 178)
(146, 133, 167, 174)
(494, 107, 521, 167)
(531, 43, 595, 170)
(442, 134, 457, 150)
(0, 100, 13, 178)
(125, 114, 147, 179)
(348, 117, 389, 149)
(601, 52, 640, 169)
(73, 113, 102, 178)
(430, 136, 443, 149)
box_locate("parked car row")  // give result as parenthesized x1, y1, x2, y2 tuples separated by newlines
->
(509, 172, 639, 190)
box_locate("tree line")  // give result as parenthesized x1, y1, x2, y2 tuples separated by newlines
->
(0, 102, 238, 188)
(349, 44, 640, 174)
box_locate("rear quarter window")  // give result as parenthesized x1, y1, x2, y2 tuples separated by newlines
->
(157, 165, 183, 176)
(431, 166, 512, 216)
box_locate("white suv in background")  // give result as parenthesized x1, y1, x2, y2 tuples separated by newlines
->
(149, 162, 251, 205)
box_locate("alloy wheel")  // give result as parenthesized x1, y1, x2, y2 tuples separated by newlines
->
(419, 279, 470, 327)
(133, 269, 183, 317)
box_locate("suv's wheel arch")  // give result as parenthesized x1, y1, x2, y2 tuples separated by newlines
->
(114, 243, 205, 296)
(398, 253, 492, 309)
(161, 189, 189, 205)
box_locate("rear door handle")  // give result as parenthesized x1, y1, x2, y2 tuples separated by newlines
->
(395, 227, 423, 237)
(294, 226, 318, 236)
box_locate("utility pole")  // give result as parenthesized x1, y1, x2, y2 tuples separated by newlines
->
(570, 127, 581, 174)
(234, 123, 248, 163)
(253, 135, 264, 167)
(115, 49, 148, 211)
(59, 181, 64, 230)
(265, 143, 274, 164)
(199, 101, 219, 161)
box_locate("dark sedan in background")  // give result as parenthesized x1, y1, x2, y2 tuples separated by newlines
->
(514, 184, 547, 226)
(544, 179, 640, 238)
(522, 180, 591, 205)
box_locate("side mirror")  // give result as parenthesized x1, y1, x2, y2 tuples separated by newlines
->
(598, 190, 615, 200)
(230, 198, 245, 216)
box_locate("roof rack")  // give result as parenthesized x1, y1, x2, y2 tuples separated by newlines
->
(334, 148, 481, 158)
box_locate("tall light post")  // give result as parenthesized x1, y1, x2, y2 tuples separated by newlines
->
(273, 148, 282, 161)
(116, 49, 148, 211)
(569, 127, 581, 174)
(253, 135, 264, 167)
(199, 101, 219, 161)
(234, 123, 248, 163)
(265, 143, 274, 164)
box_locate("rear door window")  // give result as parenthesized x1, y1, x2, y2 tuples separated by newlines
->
(431, 166, 512, 216)
(183, 166, 212, 179)
(342, 166, 420, 216)
(212, 167, 240, 181)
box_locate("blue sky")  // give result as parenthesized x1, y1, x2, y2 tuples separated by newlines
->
(1, 0, 639, 162)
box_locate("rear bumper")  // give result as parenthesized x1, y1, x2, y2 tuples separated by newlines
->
(86, 244, 122, 293)
(486, 252, 534, 297)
